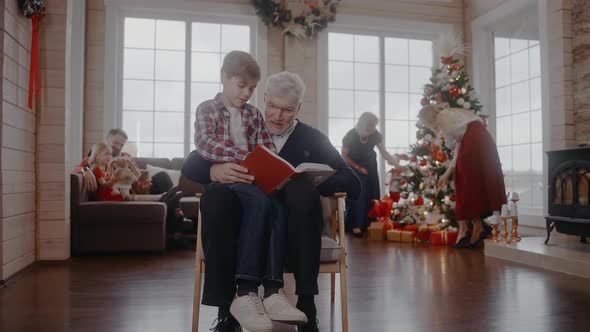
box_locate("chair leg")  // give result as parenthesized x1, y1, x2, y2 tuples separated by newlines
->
(330, 273, 335, 303)
(339, 269, 348, 332)
(192, 260, 202, 332)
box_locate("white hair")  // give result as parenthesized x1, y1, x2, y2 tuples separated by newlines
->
(355, 112, 379, 137)
(265, 71, 306, 104)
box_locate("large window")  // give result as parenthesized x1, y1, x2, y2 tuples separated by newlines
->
(120, 17, 251, 158)
(327, 32, 432, 155)
(494, 36, 543, 214)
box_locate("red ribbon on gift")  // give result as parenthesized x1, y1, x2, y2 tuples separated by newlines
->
(28, 15, 42, 110)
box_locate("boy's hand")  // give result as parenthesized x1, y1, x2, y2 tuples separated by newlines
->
(211, 163, 254, 184)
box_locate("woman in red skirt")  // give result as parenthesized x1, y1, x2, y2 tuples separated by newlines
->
(419, 105, 506, 247)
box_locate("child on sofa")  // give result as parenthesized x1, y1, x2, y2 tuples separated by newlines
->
(88, 143, 125, 202)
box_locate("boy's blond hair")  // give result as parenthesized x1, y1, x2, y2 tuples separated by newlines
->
(88, 143, 111, 166)
(221, 50, 260, 82)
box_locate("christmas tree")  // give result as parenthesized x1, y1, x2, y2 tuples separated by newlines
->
(387, 35, 483, 228)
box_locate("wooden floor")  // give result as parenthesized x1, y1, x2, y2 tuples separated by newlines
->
(1, 237, 590, 332)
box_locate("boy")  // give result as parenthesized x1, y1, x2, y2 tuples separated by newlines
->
(194, 51, 306, 332)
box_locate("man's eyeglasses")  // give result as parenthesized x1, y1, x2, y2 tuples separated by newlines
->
(266, 101, 297, 115)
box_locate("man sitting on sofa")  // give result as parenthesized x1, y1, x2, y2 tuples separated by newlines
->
(182, 71, 361, 332)
(73, 128, 136, 191)
(73, 128, 192, 247)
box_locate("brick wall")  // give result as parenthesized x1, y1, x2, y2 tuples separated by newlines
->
(572, 0, 590, 144)
(547, 0, 575, 148)
(1, 0, 36, 279)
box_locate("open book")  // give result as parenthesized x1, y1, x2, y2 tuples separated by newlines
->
(240, 145, 335, 194)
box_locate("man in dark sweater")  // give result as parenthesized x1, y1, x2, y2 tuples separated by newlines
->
(183, 71, 360, 332)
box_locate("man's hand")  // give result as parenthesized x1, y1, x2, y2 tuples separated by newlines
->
(210, 163, 254, 184)
(358, 167, 369, 175)
(83, 170, 98, 192)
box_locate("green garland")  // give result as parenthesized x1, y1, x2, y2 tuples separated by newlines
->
(251, 0, 340, 39)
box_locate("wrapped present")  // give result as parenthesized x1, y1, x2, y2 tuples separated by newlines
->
(378, 217, 397, 231)
(417, 225, 431, 242)
(403, 224, 419, 233)
(430, 230, 458, 245)
(387, 229, 416, 243)
(428, 224, 441, 232)
(367, 222, 386, 241)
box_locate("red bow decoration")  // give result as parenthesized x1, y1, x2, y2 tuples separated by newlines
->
(18, 0, 46, 110)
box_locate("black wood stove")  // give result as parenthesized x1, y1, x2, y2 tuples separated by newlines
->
(545, 146, 590, 244)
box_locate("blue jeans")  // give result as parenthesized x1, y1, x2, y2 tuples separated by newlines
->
(226, 183, 286, 287)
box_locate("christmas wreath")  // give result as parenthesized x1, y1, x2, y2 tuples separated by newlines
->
(251, 0, 340, 39)
(18, 0, 46, 18)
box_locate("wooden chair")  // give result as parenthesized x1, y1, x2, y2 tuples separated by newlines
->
(192, 193, 349, 332)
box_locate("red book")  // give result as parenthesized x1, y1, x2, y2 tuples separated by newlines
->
(240, 145, 335, 194)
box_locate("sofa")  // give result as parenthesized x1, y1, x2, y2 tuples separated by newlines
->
(70, 157, 189, 254)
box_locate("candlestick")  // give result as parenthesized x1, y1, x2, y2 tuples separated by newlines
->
(501, 204, 509, 218)
(509, 202, 518, 217)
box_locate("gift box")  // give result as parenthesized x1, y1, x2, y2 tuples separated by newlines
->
(367, 222, 386, 241)
(403, 224, 419, 232)
(417, 225, 431, 242)
(386, 229, 416, 243)
(430, 230, 458, 245)
(428, 224, 441, 232)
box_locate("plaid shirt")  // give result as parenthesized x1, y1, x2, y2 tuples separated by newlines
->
(194, 93, 276, 163)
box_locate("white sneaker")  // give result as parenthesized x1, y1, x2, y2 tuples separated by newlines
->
(263, 291, 308, 325)
(230, 293, 273, 332)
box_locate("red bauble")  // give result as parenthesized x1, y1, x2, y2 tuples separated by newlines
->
(420, 160, 427, 166)
(441, 56, 454, 64)
(436, 151, 447, 163)
(400, 179, 407, 185)
(449, 86, 460, 98)
(414, 196, 424, 206)
(431, 144, 440, 159)
(411, 156, 418, 162)
(452, 63, 462, 71)
(450, 194, 456, 202)
(437, 92, 443, 103)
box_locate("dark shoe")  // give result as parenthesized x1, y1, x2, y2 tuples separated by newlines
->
(469, 229, 491, 247)
(210, 313, 242, 332)
(297, 319, 319, 332)
(352, 227, 363, 238)
(452, 234, 471, 248)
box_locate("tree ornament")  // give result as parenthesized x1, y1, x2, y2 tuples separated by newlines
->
(414, 196, 424, 206)
(463, 101, 471, 109)
(420, 97, 428, 106)
(449, 86, 461, 98)
(452, 63, 462, 71)
(457, 97, 465, 105)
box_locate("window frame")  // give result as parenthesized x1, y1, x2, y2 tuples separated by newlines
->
(104, 0, 267, 157)
(472, 0, 550, 227)
(318, 14, 456, 193)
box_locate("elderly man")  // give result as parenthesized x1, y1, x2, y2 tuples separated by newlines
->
(73, 128, 131, 191)
(182, 71, 360, 332)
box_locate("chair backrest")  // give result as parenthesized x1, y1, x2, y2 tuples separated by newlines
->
(320, 196, 337, 238)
